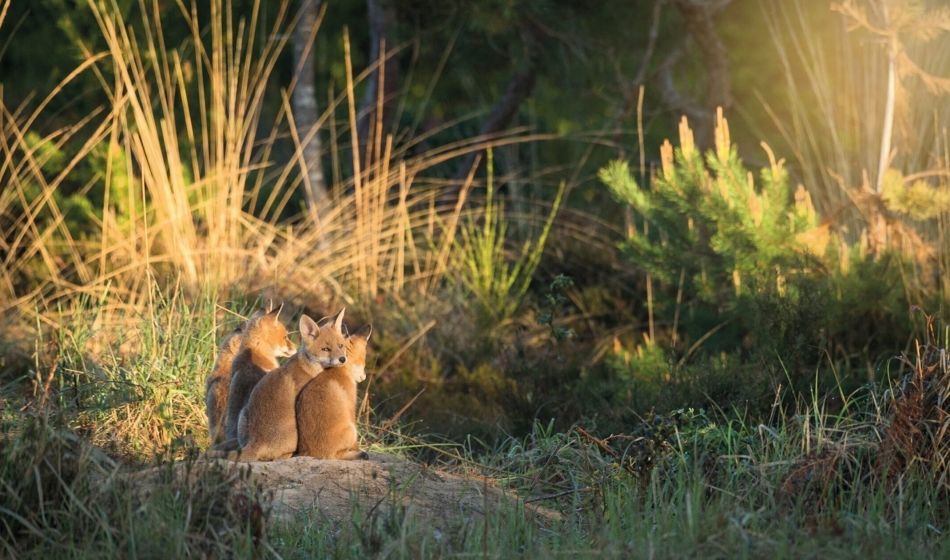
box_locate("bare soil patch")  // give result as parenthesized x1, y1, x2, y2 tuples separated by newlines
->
(129, 452, 558, 533)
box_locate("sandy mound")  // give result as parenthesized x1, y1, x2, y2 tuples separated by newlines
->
(130, 452, 558, 532)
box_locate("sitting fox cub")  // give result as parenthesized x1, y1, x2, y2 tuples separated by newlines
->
(205, 321, 245, 446)
(222, 305, 296, 444)
(295, 324, 372, 460)
(235, 309, 348, 462)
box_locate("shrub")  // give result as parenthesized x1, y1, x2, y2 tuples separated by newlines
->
(599, 110, 921, 395)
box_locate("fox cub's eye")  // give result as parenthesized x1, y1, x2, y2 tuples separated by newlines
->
(339, 344, 344, 349)
(321, 347, 330, 352)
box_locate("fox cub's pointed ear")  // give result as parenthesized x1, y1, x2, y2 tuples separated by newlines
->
(299, 314, 319, 340)
(266, 302, 284, 321)
(354, 324, 372, 341)
(317, 308, 346, 331)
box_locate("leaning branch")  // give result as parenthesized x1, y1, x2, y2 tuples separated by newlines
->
(441, 23, 547, 207)
(660, 0, 733, 149)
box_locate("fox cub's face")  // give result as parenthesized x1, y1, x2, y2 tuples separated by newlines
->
(299, 308, 347, 368)
(344, 324, 372, 383)
(244, 305, 296, 358)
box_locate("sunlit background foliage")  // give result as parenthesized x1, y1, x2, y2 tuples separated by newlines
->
(3, 0, 950, 556)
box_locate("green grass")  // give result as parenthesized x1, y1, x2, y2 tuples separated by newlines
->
(5, 406, 949, 559)
(2, 0, 950, 556)
(4, 299, 950, 559)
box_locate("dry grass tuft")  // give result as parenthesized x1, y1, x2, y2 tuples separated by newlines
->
(777, 449, 847, 527)
(0, 407, 274, 556)
(877, 331, 950, 492)
(0, 0, 559, 362)
(115, 458, 272, 556)
(762, 0, 950, 295)
(0, 410, 116, 554)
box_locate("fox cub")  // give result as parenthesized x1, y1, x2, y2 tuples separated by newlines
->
(235, 309, 348, 462)
(204, 321, 245, 446)
(295, 323, 372, 460)
(222, 305, 296, 444)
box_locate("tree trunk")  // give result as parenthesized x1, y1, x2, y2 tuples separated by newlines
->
(876, 4, 896, 195)
(872, 1, 896, 256)
(356, 0, 399, 163)
(292, 0, 329, 218)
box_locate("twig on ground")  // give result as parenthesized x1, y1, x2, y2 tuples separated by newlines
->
(575, 427, 637, 475)
(525, 485, 594, 504)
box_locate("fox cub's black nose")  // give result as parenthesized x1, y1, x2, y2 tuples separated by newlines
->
(339, 356, 346, 364)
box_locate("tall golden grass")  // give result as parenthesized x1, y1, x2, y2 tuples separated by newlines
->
(762, 0, 950, 295)
(0, 0, 572, 456)
(0, 0, 562, 345)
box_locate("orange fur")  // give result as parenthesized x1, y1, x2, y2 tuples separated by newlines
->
(295, 324, 371, 460)
(235, 309, 348, 462)
(204, 322, 244, 445)
(220, 305, 295, 444)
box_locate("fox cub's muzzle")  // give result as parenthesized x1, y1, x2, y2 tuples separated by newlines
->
(277, 342, 297, 358)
